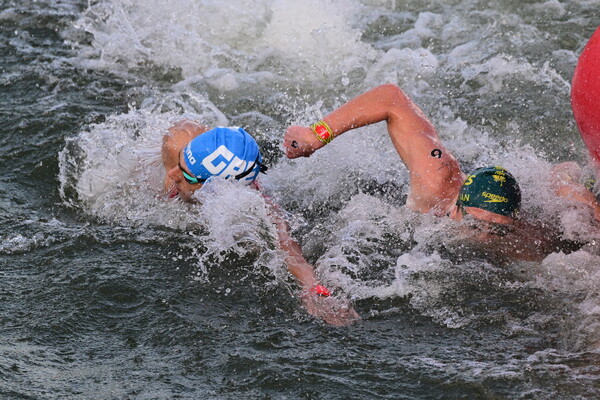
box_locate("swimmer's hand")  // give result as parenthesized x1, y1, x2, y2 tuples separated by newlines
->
(300, 288, 361, 326)
(283, 126, 325, 159)
(166, 185, 179, 200)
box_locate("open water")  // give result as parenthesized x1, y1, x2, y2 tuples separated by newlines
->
(2, 0, 600, 398)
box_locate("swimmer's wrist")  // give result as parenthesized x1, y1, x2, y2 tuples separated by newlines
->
(310, 120, 335, 145)
(309, 283, 331, 297)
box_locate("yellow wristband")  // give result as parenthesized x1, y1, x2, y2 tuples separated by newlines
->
(310, 120, 334, 144)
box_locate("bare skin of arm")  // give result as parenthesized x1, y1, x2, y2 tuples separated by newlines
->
(264, 197, 319, 288)
(263, 194, 360, 326)
(551, 161, 600, 221)
(283, 83, 464, 215)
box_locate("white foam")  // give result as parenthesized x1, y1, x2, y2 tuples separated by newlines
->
(72, 0, 377, 84)
(0, 233, 48, 254)
(538, 250, 600, 350)
(460, 55, 570, 94)
(364, 47, 439, 88)
(531, 0, 567, 18)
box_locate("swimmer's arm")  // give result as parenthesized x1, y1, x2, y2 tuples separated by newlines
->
(284, 84, 438, 159)
(283, 83, 463, 213)
(551, 162, 600, 220)
(262, 196, 319, 289)
(263, 195, 360, 326)
(161, 120, 209, 192)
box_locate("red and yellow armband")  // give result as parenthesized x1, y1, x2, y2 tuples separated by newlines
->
(310, 120, 335, 145)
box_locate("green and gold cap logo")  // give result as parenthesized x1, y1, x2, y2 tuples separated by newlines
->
(458, 166, 521, 218)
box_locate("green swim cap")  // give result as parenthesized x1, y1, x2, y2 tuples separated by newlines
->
(458, 166, 521, 218)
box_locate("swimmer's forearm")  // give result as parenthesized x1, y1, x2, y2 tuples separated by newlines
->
(276, 232, 324, 291)
(263, 195, 319, 289)
(275, 223, 318, 289)
(284, 84, 436, 158)
(285, 256, 319, 289)
(556, 183, 598, 207)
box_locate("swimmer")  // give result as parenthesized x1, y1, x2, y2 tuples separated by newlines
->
(283, 84, 599, 262)
(162, 119, 360, 326)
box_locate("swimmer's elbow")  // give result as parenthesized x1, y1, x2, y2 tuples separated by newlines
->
(376, 84, 433, 130)
(378, 82, 404, 94)
(377, 83, 410, 107)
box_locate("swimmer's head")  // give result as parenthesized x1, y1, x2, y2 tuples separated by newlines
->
(457, 166, 521, 219)
(182, 126, 267, 185)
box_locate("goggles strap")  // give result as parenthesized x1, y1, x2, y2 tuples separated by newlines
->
(234, 156, 268, 180)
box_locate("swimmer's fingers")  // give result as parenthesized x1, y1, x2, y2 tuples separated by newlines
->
(283, 126, 323, 158)
(283, 126, 310, 158)
(301, 292, 361, 326)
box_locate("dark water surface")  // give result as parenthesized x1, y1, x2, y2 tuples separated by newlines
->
(2, 0, 600, 399)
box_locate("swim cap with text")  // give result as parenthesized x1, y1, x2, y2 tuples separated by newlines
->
(458, 166, 521, 218)
(182, 126, 263, 184)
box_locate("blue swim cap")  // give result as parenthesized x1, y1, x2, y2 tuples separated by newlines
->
(182, 127, 266, 185)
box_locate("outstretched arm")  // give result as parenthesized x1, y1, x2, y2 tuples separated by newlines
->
(262, 194, 360, 326)
(551, 161, 600, 221)
(283, 84, 464, 214)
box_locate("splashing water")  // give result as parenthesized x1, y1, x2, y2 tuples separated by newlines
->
(58, 0, 600, 349)
(4, 0, 600, 397)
